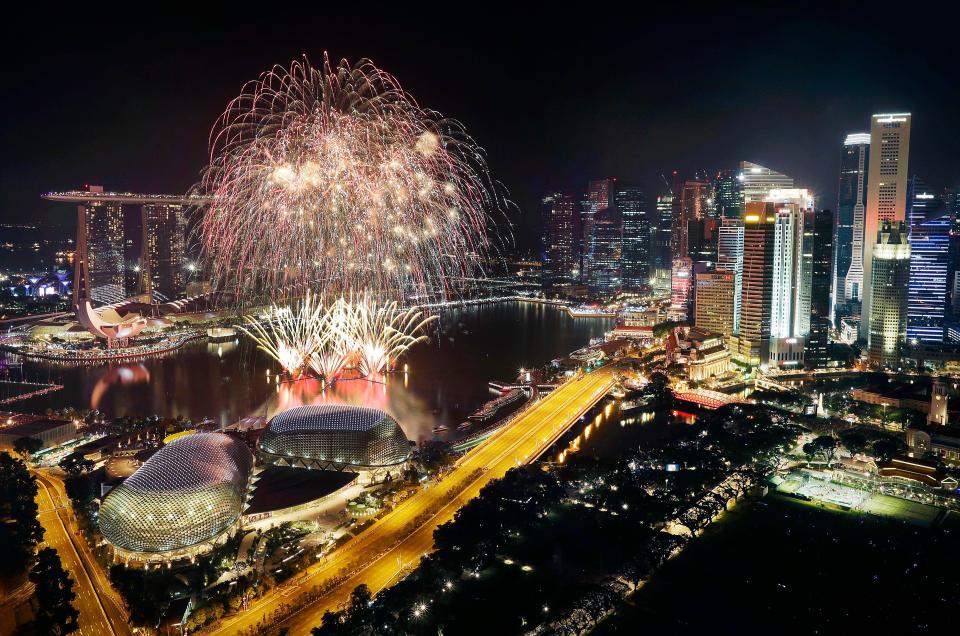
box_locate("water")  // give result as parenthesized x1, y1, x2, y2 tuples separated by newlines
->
(2, 302, 614, 442)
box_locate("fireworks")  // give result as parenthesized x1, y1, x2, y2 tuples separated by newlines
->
(197, 54, 501, 302)
(240, 292, 435, 381)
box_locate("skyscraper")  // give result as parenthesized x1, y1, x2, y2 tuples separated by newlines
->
(807, 209, 834, 368)
(542, 192, 581, 285)
(906, 176, 941, 230)
(861, 113, 911, 343)
(714, 169, 744, 220)
(717, 219, 744, 334)
(587, 205, 623, 295)
(671, 175, 711, 261)
(739, 161, 794, 205)
(74, 186, 125, 305)
(868, 221, 911, 368)
(836, 133, 870, 311)
(670, 257, 693, 321)
(651, 194, 673, 294)
(694, 270, 735, 336)
(141, 203, 187, 301)
(581, 179, 614, 281)
(907, 215, 950, 343)
(738, 202, 776, 365)
(616, 185, 648, 292)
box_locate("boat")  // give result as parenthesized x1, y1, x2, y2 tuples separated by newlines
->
(467, 388, 526, 424)
(432, 424, 449, 433)
(457, 421, 472, 430)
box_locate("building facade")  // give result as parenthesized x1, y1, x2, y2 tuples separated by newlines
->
(738, 202, 776, 365)
(717, 219, 744, 334)
(868, 221, 911, 367)
(141, 203, 187, 301)
(907, 215, 950, 343)
(75, 187, 125, 305)
(807, 209, 834, 368)
(861, 113, 911, 343)
(837, 133, 870, 310)
(694, 270, 735, 336)
(617, 185, 648, 292)
(542, 192, 581, 285)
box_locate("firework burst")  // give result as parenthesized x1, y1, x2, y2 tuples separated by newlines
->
(197, 54, 502, 302)
(240, 292, 435, 381)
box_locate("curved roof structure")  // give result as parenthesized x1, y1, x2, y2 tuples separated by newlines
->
(258, 405, 410, 470)
(76, 300, 147, 341)
(99, 432, 253, 557)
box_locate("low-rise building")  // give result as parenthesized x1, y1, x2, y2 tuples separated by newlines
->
(0, 417, 77, 449)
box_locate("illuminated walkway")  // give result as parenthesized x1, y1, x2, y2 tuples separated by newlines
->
(209, 367, 617, 635)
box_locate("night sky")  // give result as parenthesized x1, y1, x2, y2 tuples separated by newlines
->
(2, 5, 957, 251)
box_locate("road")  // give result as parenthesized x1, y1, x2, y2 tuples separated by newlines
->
(33, 471, 131, 636)
(209, 366, 617, 636)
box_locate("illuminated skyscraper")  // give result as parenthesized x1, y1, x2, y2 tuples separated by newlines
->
(694, 270, 735, 335)
(74, 185, 125, 305)
(714, 169, 744, 219)
(738, 202, 776, 365)
(868, 221, 910, 368)
(807, 209, 834, 368)
(739, 161, 794, 205)
(587, 205, 623, 295)
(837, 133, 870, 309)
(717, 219, 744, 334)
(907, 215, 950, 343)
(581, 179, 614, 281)
(861, 113, 911, 343)
(670, 257, 693, 321)
(616, 185, 648, 291)
(141, 203, 187, 301)
(542, 192, 581, 285)
(651, 194, 673, 294)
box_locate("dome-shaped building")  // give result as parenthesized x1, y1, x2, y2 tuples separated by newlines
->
(258, 405, 410, 482)
(99, 432, 253, 563)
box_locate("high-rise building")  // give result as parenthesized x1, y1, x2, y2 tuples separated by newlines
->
(739, 161, 794, 205)
(861, 113, 911, 343)
(868, 221, 911, 368)
(651, 194, 673, 294)
(717, 219, 744, 334)
(906, 176, 941, 230)
(616, 185, 648, 292)
(670, 257, 693, 321)
(738, 202, 776, 365)
(714, 169, 744, 220)
(581, 179, 614, 281)
(807, 209, 834, 368)
(542, 192, 581, 285)
(837, 133, 870, 311)
(587, 206, 623, 295)
(907, 215, 950, 343)
(141, 203, 187, 301)
(694, 270, 735, 336)
(768, 189, 815, 339)
(73, 186, 125, 305)
(671, 175, 711, 261)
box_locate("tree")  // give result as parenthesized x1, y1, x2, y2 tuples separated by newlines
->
(839, 430, 869, 455)
(58, 453, 94, 476)
(13, 436, 43, 457)
(0, 452, 44, 574)
(802, 436, 838, 463)
(28, 547, 79, 635)
(871, 437, 907, 462)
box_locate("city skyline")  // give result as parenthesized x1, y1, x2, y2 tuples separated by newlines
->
(3, 8, 959, 254)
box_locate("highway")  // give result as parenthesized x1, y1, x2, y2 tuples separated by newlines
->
(209, 366, 617, 636)
(33, 471, 131, 636)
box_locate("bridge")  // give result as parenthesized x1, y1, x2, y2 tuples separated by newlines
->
(209, 366, 618, 636)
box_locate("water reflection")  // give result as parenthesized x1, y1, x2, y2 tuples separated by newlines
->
(5, 303, 614, 441)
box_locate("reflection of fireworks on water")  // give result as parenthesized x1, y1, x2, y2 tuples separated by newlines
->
(239, 292, 435, 380)
(198, 54, 501, 302)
